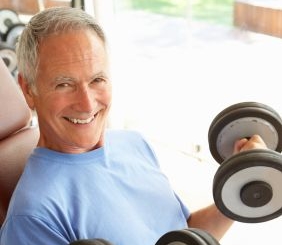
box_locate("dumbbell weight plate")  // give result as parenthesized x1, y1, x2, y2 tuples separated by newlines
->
(187, 229, 219, 245)
(0, 43, 17, 72)
(208, 102, 282, 163)
(5, 23, 25, 48)
(213, 149, 282, 223)
(0, 9, 20, 35)
(155, 229, 219, 245)
(69, 239, 113, 245)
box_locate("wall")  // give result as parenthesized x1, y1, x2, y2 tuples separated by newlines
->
(0, 0, 70, 15)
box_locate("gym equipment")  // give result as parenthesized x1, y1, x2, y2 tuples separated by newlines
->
(69, 239, 113, 245)
(208, 101, 282, 223)
(0, 9, 20, 37)
(0, 42, 17, 73)
(155, 228, 220, 245)
(5, 23, 25, 48)
(0, 8, 24, 74)
(71, 0, 85, 9)
(69, 228, 219, 245)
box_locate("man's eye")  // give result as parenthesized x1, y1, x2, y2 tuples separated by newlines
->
(94, 78, 105, 83)
(56, 83, 70, 88)
(90, 78, 107, 88)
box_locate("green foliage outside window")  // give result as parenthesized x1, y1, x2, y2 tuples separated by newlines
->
(122, 0, 234, 26)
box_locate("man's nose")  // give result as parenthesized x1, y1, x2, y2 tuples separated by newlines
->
(75, 87, 97, 112)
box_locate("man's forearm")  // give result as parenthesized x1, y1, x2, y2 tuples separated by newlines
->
(187, 204, 234, 241)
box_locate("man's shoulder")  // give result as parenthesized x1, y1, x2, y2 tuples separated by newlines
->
(106, 129, 145, 142)
(105, 129, 154, 154)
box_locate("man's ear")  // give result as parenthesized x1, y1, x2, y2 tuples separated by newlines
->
(18, 73, 35, 110)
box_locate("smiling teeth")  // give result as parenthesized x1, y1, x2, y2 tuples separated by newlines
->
(68, 117, 94, 124)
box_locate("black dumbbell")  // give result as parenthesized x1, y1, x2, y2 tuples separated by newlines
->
(155, 228, 220, 245)
(69, 228, 219, 245)
(0, 9, 21, 74)
(4, 23, 25, 48)
(208, 101, 282, 223)
(69, 238, 113, 245)
(0, 42, 17, 73)
(0, 9, 20, 39)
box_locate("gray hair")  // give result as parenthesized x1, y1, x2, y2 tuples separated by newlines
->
(16, 6, 106, 86)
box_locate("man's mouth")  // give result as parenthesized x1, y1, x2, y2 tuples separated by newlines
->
(65, 116, 95, 124)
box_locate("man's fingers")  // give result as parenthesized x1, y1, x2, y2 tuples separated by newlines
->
(233, 135, 267, 154)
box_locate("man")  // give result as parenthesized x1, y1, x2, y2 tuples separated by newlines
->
(0, 6, 267, 245)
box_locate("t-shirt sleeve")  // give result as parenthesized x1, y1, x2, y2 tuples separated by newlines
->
(0, 216, 69, 245)
(175, 193, 190, 221)
(136, 131, 191, 220)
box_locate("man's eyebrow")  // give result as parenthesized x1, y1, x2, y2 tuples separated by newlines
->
(54, 76, 76, 82)
(53, 72, 108, 84)
(90, 71, 108, 79)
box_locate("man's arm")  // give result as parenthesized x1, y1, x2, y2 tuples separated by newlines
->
(187, 134, 268, 241)
(187, 204, 233, 241)
(0, 216, 69, 245)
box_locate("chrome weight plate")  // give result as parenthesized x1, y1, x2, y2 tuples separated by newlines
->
(0, 9, 20, 35)
(208, 102, 282, 163)
(5, 23, 25, 48)
(0, 43, 17, 72)
(213, 149, 282, 223)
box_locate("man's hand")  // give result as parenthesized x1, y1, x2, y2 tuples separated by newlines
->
(233, 134, 267, 154)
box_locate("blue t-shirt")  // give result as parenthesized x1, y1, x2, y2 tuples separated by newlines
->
(0, 130, 189, 245)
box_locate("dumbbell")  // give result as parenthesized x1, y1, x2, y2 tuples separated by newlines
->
(69, 228, 219, 245)
(0, 42, 17, 73)
(4, 23, 25, 48)
(0, 9, 20, 39)
(208, 101, 282, 223)
(0, 8, 23, 74)
(155, 228, 220, 245)
(69, 239, 113, 245)
(0, 8, 25, 49)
